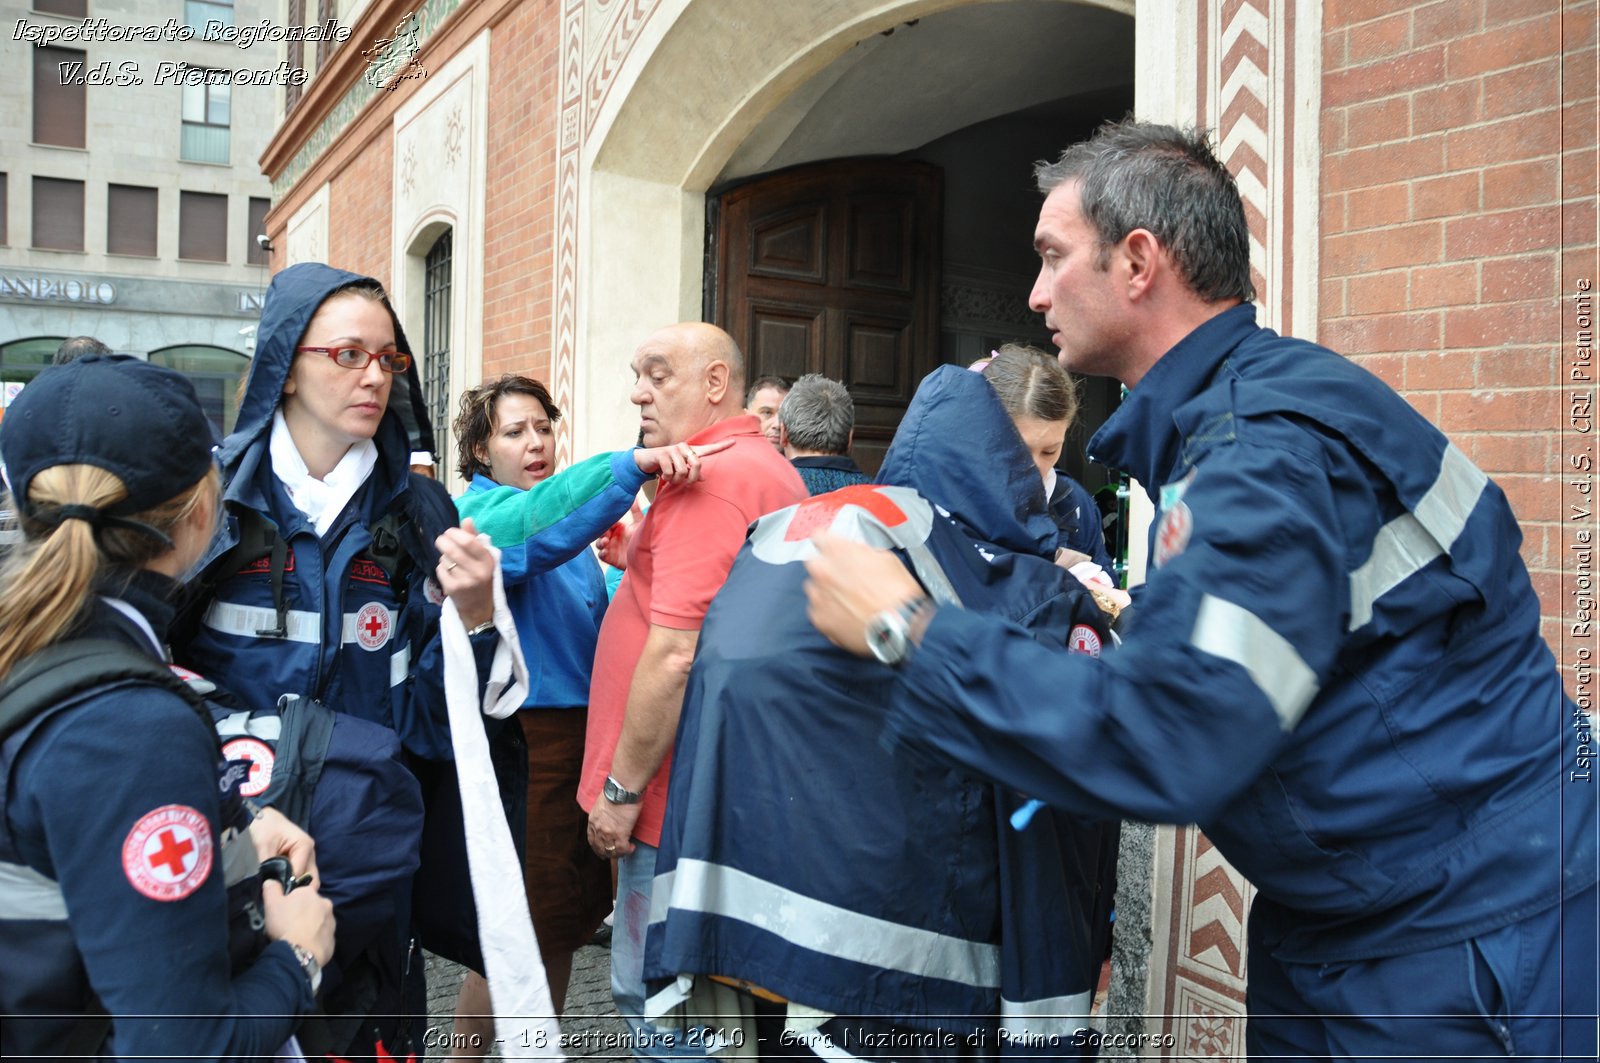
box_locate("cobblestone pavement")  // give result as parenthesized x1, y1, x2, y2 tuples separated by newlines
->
(422, 940, 627, 1061)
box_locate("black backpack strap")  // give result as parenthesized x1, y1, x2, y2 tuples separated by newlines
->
(258, 695, 337, 826)
(0, 639, 208, 746)
(361, 473, 456, 615)
(174, 505, 289, 644)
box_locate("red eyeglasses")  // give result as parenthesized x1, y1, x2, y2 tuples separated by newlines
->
(295, 346, 412, 373)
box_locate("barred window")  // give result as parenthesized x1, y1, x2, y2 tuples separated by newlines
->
(33, 176, 84, 251)
(422, 228, 454, 456)
(179, 190, 227, 261)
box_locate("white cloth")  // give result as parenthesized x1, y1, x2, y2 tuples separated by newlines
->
(1068, 559, 1114, 588)
(439, 539, 556, 1057)
(269, 411, 379, 537)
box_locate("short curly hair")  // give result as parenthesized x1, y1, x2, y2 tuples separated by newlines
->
(453, 374, 562, 482)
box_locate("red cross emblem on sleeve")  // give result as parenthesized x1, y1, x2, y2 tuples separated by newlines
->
(122, 805, 214, 901)
(1154, 500, 1193, 568)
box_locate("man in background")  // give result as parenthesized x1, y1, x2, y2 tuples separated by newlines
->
(778, 373, 868, 495)
(52, 336, 112, 365)
(743, 375, 788, 451)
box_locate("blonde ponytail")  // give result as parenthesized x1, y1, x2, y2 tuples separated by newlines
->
(0, 464, 217, 680)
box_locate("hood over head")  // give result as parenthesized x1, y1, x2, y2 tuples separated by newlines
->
(875, 364, 1058, 556)
(221, 262, 434, 475)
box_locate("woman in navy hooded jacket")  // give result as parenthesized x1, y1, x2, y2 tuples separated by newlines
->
(173, 263, 504, 1051)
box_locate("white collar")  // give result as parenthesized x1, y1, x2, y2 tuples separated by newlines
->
(270, 410, 379, 537)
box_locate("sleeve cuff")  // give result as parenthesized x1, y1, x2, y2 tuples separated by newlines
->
(611, 449, 652, 494)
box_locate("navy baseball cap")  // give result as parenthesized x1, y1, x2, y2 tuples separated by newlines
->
(2, 355, 215, 519)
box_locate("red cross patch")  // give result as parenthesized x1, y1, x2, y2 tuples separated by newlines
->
(122, 805, 213, 901)
(1068, 624, 1103, 658)
(423, 577, 446, 606)
(222, 737, 276, 798)
(1154, 500, 1192, 568)
(355, 602, 392, 650)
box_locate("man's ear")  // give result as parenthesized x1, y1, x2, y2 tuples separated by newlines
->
(845, 428, 854, 451)
(779, 423, 792, 451)
(1121, 228, 1161, 301)
(704, 359, 731, 405)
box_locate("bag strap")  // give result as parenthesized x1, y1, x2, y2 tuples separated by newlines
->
(257, 695, 337, 826)
(0, 638, 208, 746)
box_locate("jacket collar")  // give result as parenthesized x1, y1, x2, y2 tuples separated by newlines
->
(1088, 303, 1259, 488)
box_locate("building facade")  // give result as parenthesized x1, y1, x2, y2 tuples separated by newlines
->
(0, 0, 341, 432)
(253, 0, 1594, 1053)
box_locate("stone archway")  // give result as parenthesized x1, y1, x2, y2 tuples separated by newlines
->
(555, 0, 1134, 461)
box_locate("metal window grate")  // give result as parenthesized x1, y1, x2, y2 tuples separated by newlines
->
(423, 229, 454, 458)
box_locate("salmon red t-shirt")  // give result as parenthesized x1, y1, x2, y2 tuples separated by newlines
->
(579, 415, 807, 846)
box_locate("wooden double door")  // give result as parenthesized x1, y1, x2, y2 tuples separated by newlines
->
(710, 159, 943, 474)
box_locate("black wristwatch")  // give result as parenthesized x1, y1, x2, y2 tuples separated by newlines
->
(865, 595, 930, 667)
(603, 774, 643, 805)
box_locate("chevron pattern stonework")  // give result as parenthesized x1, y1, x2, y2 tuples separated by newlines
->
(554, 0, 663, 466)
(1217, 0, 1272, 308)
(1141, 0, 1313, 1053)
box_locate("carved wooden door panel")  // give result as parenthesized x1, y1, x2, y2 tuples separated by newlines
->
(711, 159, 942, 474)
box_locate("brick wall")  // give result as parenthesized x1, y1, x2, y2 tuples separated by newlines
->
(329, 127, 395, 291)
(480, 0, 562, 389)
(1320, 0, 1597, 685)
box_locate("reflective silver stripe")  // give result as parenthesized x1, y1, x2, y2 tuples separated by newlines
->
(1414, 444, 1489, 548)
(390, 644, 411, 687)
(999, 990, 1093, 1040)
(1348, 444, 1488, 632)
(0, 860, 67, 920)
(652, 859, 1000, 989)
(1347, 514, 1441, 632)
(204, 602, 382, 648)
(216, 710, 282, 741)
(203, 601, 323, 644)
(1190, 594, 1318, 730)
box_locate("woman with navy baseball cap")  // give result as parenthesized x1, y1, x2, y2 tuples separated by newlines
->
(0, 354, 336, 1057)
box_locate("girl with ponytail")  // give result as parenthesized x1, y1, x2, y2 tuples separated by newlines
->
(0, 356, 334, 1057)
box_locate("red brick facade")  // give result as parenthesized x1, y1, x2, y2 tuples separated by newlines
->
(329, 127, 395, 290)
(1320, 0, 1597, 683)
(482, 1, 562, 385)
